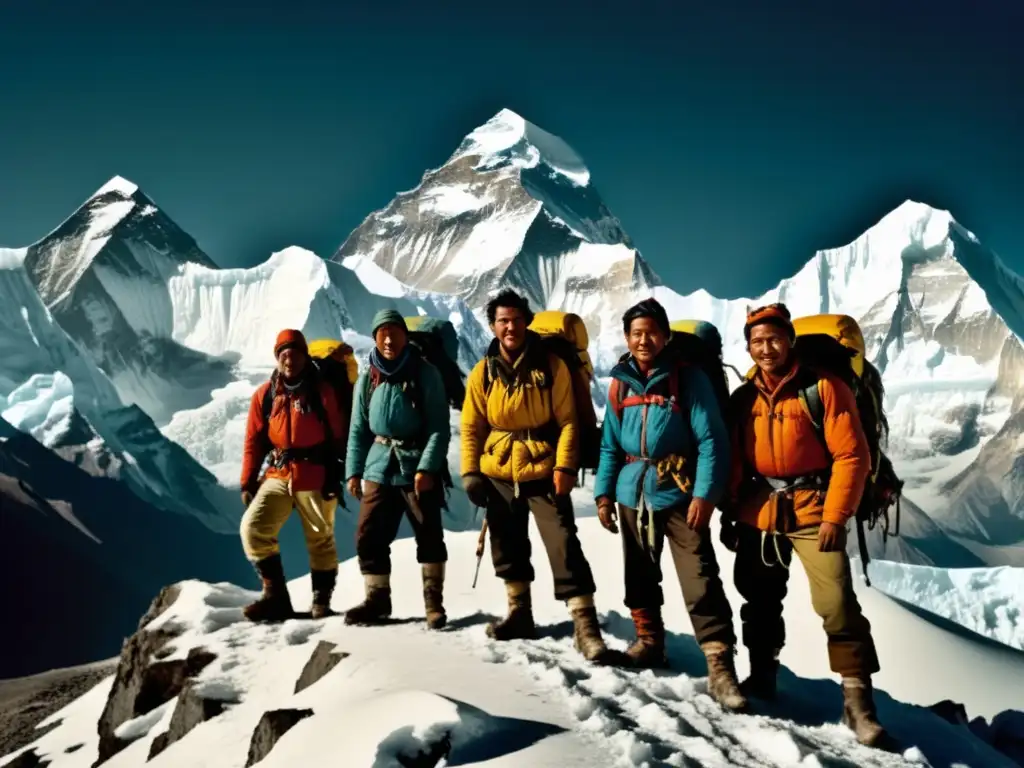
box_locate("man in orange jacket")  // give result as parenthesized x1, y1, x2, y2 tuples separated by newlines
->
(725, 303, 886, 747)
(239, 329, 347, 622)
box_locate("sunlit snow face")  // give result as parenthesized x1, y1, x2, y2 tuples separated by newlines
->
(747, 323, 793, 377)
(626, 317, 666, 367)
(376, 323, 408, 360)
(277, 346, 308, 380)
(491, 306, 528, 355)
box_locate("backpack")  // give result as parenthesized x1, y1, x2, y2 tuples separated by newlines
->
(530, 311, 601, 472)
(261, 339, 359, 499)
(362, 316, 465, 493)
(403, 316, 467, 410)
(607, 319, 735, 427)
(479, 310, 600, 475)
(790, 313, 904, 585)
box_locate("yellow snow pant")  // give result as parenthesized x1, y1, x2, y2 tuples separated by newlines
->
(240, 478, 338, 571)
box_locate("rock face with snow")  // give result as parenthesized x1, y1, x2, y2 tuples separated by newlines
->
(332, 108, 663, 371)
(20, 178, 238, 425)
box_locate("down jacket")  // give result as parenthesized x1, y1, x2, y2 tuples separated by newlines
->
(460, 334, 578, 486)
(728, 363, 871, 532)
(240, 376, 346, 495)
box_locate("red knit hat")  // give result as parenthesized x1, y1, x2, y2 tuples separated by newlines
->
(274, 329, 308, 358)
(743, 303, 795, 341)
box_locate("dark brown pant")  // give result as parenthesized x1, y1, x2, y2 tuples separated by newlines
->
(356, 481, 447, 575)
(620, 504, 736, 646)
(733, 522, 880, 677)
(485, 478, 597, 601)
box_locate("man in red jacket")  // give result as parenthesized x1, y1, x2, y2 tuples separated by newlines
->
(239, 329, 347, 622)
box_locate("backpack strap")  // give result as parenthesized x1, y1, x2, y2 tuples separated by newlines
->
(796, 375, 826, 450)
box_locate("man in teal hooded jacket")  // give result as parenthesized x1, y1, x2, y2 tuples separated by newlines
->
(344, 309, 450, 629)
(594, 298, 745, 710)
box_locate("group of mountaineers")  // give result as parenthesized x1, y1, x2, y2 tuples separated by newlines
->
(235, 288, 905, 751)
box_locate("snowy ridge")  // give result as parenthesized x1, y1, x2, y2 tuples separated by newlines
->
(4, 515, 1022, 768)
(453, 108, 592, 187)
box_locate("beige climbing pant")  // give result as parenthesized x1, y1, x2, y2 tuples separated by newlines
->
(240, 477, 338, 571)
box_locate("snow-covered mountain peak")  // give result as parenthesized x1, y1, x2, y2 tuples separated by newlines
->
(92, 174, 141, 200)
(331, 109, 653, 344)
(452, 108, 592, 187)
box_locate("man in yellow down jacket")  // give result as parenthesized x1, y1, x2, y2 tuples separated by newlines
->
(461, 289, 611, 663)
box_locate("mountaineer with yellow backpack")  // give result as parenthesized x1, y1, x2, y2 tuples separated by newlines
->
(239, 329, 356, 623)
(593, 298, 745, 709)
(460, 289, 617, 664)
(724, 303, 899, 748)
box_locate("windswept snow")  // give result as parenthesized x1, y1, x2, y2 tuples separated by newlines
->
(868, 561, 1024, 652)
(456, 108, 592, 186)
(4, 516, 1021, 768)
(94, 175, 140, 198)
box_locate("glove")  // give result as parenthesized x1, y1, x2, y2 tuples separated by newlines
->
(241, 490, 254, 508)
(596, 496, 618, 534)
(462, 472, 490, 509)
(323, 458, 344, 501)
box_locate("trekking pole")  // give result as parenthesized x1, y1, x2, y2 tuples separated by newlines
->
(472, 517, 488, 589)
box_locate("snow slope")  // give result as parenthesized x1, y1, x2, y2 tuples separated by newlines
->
(4, 514, 1021, 768)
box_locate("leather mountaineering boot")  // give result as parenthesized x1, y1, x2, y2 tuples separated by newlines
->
(568, 595, 611, 663)
(740, 649, 780, 701)
(486, 581, 537, 641)
(344, 574, 392, 626)
(422, 563, 447, 630)
(842, 676, 887, 747)
(310, 567, 337, 619)
(625, 607, 669, 669)
(703, 641, 749, 712)
(243, 554, 296, 623)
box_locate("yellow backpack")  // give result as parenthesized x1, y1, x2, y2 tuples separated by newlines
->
(528, 310, 601, 471)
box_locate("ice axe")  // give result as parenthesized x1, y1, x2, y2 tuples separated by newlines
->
(472, 517, 488, 589)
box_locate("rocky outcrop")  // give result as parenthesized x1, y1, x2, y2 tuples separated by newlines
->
(147, 683, 229, 760)
(4, 748, 50, 767)
(293, 641, 349, 694)
(928, 699, 1024, 766)
(245, 709, 314, 767)
(93, 585, 217, 766)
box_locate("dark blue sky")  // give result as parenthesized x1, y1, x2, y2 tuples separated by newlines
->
(1, 0, 1021, 297)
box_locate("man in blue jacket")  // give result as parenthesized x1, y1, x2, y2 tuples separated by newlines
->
(345, 309, 450, 630)
(594, 298, 745, 711)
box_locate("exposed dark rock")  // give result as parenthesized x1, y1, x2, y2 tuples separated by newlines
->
(5, 748, 50, 767)
(928, 699, 970, 727)
(294, 641, 350, 694)
(927, 699, 1024, 766)
(94, 619, 216, 768)
(136, 584, 183, 632)
(147, 682, 229, 760)
(245, 709, 314, 767)
(395, 732, 452, 767)
(65, 744, 84, 754)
